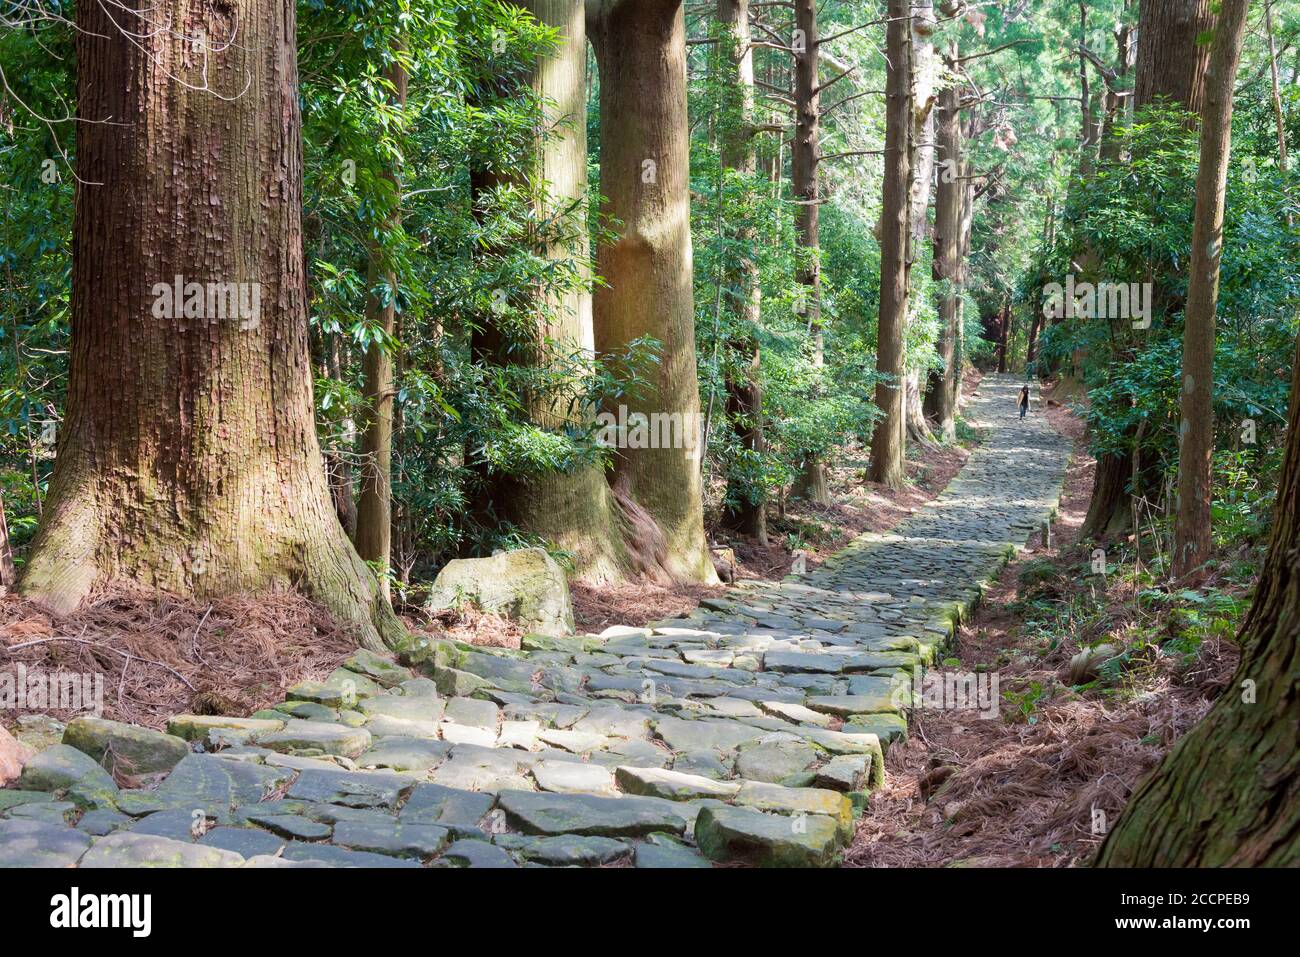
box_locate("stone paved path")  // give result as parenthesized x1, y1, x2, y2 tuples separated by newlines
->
(0, 374, 1070, 868)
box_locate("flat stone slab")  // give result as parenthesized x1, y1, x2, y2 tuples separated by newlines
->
(733, 780, 854, 834)
(332, 819, 451, 859)
(356, 737, 451, 772)
(758, 700, 833, 727)
(145, 754, 288, 815)
(286, 768, 413, 808)
(443, 696, 500, 730)
(805, 694, 899, 717)
(653, 717, 765, 753)
(281, 842, 421, 868)
(62, 717, 189, 777)
(198, 827, 287, 858)
(497, 789, 691, 838)
(17, 744, 118, 798)
(254, 721, 371, 759)
(614, 766, 741, 801)
(399, 783, 495, 832)
(634, 838, 713, 868)
(735, 738, 819, 785)
(0, 819, 92, 867)
(437, 838, 517, 868)
(359, 696, 446, 723)
(532, 760, 618, 796)
(79, 832, 245, 868)
(497, 833, 631, 866)
(167, 715, 285, 746)
(694, 806, 842, 867)
(763, 652, 843, 674)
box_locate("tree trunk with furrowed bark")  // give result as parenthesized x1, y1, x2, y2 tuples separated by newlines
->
(587, 0, 717, 583)
(482, 0, 633, 583)
(20, 0, 402, 650)
(1171, 0, 1248, 579)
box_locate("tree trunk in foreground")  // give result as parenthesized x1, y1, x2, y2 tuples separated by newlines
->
(489, 0, 631, 583)
(717, 0, 768, 545)
(1097, 332, 1300, 867)
(356, 51, 407, 598)
(790, 0, 831, 504)
(924, 73, 961, 442)
(869, 0, 913, 490)
(1172, 0, 1249, 579)
(21, 0, 400, 650)
(588, 0, 717, 583)
(1133, 0, 1214, 118)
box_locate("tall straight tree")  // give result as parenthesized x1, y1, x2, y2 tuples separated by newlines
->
(483, 0, 632, 583)
(791, 0, 831, 503)
(717, 0, 768, 544)
(21, 0, 401, 649)
(356, 47, 408, 598)
(904, 0, 938, 446)
(870, 0, 914, 489)
(1171, 0, 1250, 579)
(1081, 0, 1214, 539)
(924, 49, 962, 442)
(588, 0, 717, 583)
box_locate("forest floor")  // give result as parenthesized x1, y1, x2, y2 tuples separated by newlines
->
(843, 382, 1241, 867)
(0, 589, 357, 730)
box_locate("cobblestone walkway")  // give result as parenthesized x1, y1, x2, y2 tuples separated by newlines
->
(0, 374, 1070, 868)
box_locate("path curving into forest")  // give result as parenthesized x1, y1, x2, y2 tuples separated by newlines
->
(0, 375, 1071, 868)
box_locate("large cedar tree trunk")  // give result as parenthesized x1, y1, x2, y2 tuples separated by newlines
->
(21, 0, 401, 650)
(1132, 0, 1214, 117)
(869, 0, 913, 490)
(588, 0, 717, 583)
(486, 0, 632, 584)
(1171, 0, 1248, 579)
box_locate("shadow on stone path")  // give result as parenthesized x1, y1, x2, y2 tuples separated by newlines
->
(0, 375, 1071, 868)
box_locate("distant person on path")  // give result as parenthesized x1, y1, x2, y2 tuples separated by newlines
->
(1018, 384, 1031, 419)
